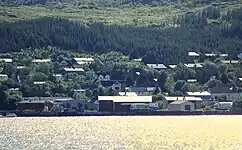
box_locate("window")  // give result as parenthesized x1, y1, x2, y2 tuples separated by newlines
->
(185, 105, 191, 111)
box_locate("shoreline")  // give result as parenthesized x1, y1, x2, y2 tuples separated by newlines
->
(1, 110, 241, 117)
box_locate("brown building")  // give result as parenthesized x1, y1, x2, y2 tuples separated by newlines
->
(98, 96, 152, 112)
(17, 100, 54, 112)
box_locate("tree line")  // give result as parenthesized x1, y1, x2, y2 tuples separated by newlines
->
(0, 7, 242, 64)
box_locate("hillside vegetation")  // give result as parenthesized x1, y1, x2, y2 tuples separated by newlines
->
(0, 5, 242, 63)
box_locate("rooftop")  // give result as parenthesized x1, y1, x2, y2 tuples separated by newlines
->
(0, 74, 8, 77)
(188, 52, 199, 57)
(98, 96, 152, 103)
(205, 53, 216, 57)
(63, 68, 84, 72)
(133, 58, 142, 62)
(73, 58, 94, 62)
(165, 96, 202, 101)
(187, 91, 211, 96)
(170, 100, 192, 104)
(221, 60, 239, 64)
(0, 58, 12, 63)
(169, 65, 177, 69)
(118, 92, 138, 96)
(147, 64, 167, 69)
(185, 63, 203, 68)
(31, 59, 51, 63)
(187, 79, 197, 83)
(220, 54, 228, 57)
(18, 100, 53, 104)
(17, 66, 25, 69)
(34, 81, 46, 85)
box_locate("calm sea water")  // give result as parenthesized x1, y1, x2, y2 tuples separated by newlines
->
(0, 116, 242, 150)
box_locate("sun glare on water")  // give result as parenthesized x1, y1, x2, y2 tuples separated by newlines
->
(0, 116, 242, 150)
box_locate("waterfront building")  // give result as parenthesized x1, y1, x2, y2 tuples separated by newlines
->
(98, 96, 152, 112)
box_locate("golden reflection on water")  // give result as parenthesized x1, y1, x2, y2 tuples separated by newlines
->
(0, 116, 242, 150)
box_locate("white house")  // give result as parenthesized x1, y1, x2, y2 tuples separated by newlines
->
(168, 101, 195, 111)
(0, 74, 8, 81)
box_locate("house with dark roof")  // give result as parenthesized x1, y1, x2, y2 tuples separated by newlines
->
(209, 83, 242, 101)
(126, 87, 160, 96)
(98, 80, 123, 91)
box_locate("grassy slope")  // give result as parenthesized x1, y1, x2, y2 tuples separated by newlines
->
(0, 1, 241, 27)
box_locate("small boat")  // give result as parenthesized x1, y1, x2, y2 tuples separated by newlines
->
(6, 113, 17, 117)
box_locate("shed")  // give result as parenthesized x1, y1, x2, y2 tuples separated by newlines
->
(168, 101, 195, 111)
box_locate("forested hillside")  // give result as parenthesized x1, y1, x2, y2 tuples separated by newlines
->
(0, 6, 242, 63)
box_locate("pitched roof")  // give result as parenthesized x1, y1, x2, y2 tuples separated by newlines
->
(205, 53, 216, 57)
(73, 58, 94, 62)
(185, 63, 203, 68)
(0, 58, 12, 63)
(170, 100, 193, 104)
(133, 58, 142, 62)
(220, 54, 228, 57)
(98, 96, 152, 103)
(63, 68, 84, 72)
(18, 100, 53, 104)
(0, 74, 8, 77)
(188, 52, 199, 57)
(209, 84, 231, 93)
(187, 91, 211, 96)
(34, 81, 46, 85)
(31, 59, 51, 63)
(17, 66, 25, 69)
(165, 96, 202, 101)
(169, 65, 177, 69)
(118, 92, 138, 96)
(147, 64, 167, 69)
(187, 79, 197, 83)
(221, 60, 239, 64)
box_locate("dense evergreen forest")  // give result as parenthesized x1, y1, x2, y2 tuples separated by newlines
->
(0, 6, 242, 64)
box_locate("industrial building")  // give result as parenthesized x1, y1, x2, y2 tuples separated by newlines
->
(98, 96, 152, 112)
